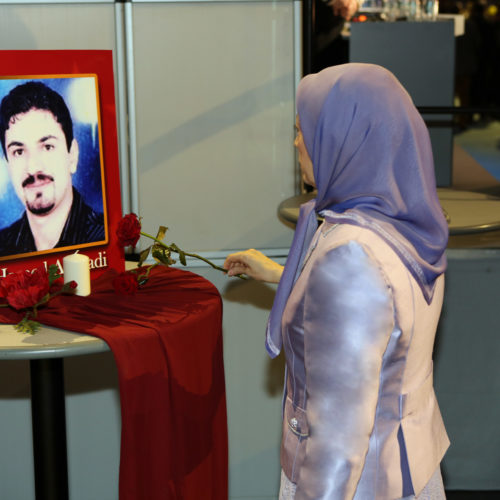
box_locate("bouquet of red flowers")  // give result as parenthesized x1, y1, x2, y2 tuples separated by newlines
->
(0, 265, 77, 334)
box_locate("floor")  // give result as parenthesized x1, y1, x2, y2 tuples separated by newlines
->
(454, 120, 500, 183)
(446, 492, 500, 499)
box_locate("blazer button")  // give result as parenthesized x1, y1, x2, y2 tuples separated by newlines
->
(290, 417, 298, 429)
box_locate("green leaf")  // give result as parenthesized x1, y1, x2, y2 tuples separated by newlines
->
(178, 250, 186, 266)
(138, 246, 152, 267)
(136, 263, 158, 286)
(15, 317, 41, 335)
(169, 243, 186, 266)
(137, 276, 149, 286)
(48, 264, 62, 286)
(152, 248, 175, 266)
(155, 226, 168, 242)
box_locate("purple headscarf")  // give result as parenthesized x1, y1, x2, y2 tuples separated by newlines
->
(266, 63, 448, 358)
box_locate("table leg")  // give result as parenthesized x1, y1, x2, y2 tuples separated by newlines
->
(30, 358, 69, 500)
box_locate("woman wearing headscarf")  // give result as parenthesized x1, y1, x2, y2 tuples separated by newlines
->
(224, 63, 449, 499)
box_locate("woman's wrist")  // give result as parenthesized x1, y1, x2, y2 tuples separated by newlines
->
(268, 264, 284, 284)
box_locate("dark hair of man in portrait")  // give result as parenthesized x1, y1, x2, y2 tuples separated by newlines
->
(0, 81, 74, 158)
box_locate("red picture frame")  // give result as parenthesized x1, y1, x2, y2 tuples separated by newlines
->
(0, 50, 124, 278)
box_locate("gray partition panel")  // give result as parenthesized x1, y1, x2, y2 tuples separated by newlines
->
(349, 21, 455, 187)
(0, 3, 116, 50)
(435, 249, 500, 490)
(130, 1, 297, 254)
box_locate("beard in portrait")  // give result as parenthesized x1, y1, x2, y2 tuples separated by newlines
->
(0, 81, 105, 258)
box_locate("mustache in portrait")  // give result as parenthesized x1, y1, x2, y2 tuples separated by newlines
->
(22, 172, 55, 188)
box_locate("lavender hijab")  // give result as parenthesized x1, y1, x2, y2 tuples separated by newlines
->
(266, 63, 448, 358)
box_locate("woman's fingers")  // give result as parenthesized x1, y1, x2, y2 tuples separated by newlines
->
(224, 249, 284, 283)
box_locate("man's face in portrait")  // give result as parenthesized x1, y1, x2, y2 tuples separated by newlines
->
(4, 108, 78, 216)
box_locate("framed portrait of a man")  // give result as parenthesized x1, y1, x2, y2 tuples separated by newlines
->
(0, 75, 107, 260)
(0, 51, 124, 278)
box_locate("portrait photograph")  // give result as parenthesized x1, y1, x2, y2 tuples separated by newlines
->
(0, 74, 108, 261)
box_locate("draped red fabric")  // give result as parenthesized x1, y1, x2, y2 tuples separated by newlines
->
(0, 266, 228, 500)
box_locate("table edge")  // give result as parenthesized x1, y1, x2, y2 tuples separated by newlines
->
(0, 337, 110, 360)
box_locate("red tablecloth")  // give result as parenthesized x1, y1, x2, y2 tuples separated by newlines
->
(0, 266, 228, 500)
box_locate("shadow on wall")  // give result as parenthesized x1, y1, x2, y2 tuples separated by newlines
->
(223, 277, 276, 310)
(0, 359, 30, 399)
(265, 351, 286, 397)
(0, 351, 119, 400)
(139, 73, 293, 170)
(223, 278, 285, 397)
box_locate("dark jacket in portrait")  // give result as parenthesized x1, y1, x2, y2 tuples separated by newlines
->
(0, 188, 105, 257)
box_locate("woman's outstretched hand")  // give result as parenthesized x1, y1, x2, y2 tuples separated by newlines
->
(224, 249, 284, 283)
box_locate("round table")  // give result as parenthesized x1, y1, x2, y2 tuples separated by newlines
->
(0, 264, 228, 500)
(278, 188, 500, 236)
(0, 325, 109, 500)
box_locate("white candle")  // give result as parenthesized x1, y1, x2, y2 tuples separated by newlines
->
(63, 253, 91, 297)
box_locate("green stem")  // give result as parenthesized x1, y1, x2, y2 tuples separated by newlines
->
(140, 230, 163, 243)
(141, 230, 222, 269)
(181, 250, 227, 273)
(27, 284, 75, 316)
(140, 230, 247, 279)
(136, 262, 159, 285)
(34, 293, 51, 309)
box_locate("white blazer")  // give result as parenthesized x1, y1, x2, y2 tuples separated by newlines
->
(280, 220, 449, 500)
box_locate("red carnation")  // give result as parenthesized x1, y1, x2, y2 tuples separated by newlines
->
(0, 268, 50, 310)
(116, 213, 142, 248)
(113, 272, 139, 295)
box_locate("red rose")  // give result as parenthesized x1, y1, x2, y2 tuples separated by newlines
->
(116, 213, 142, 248)
(0, 268, 50, 310)
(68, 281, 78, 289)
(113, 272, 139, 295)
(49, 277, 64, 294)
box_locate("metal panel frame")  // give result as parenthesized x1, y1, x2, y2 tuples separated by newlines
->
(0, 0, 301, 259)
